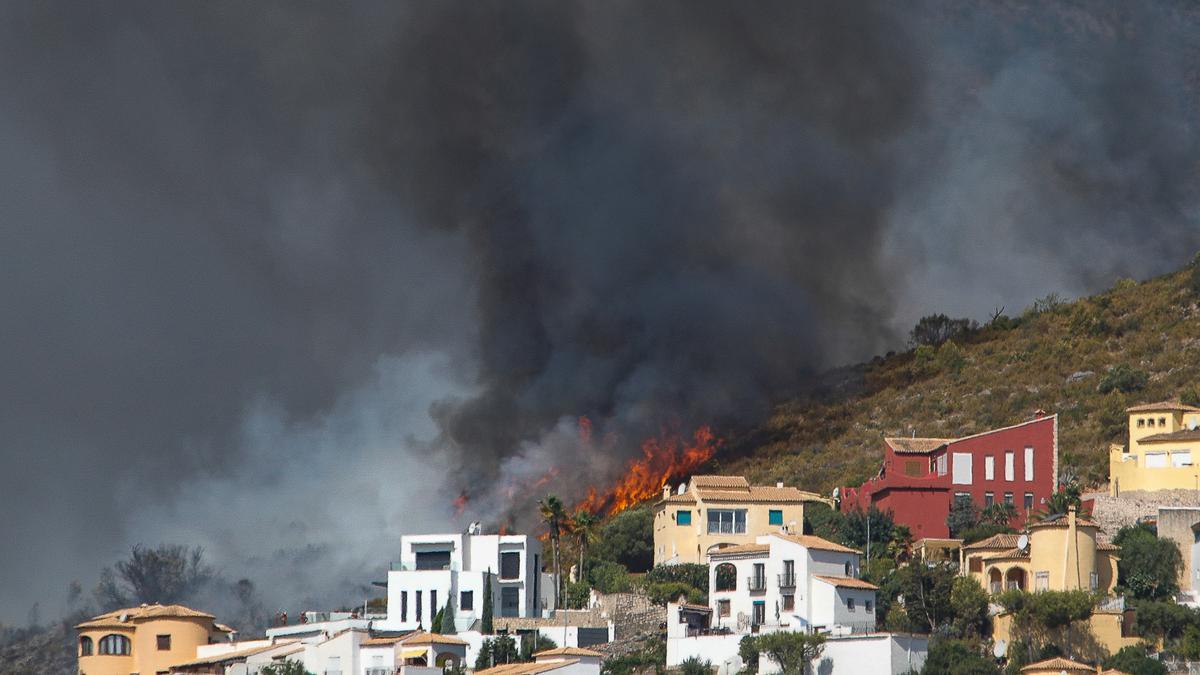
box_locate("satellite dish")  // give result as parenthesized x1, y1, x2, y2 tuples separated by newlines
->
(1017, 534, 1029, 551)
(677, 483, 686, 495)
(1190, 420, 1199, 431)
(993, 640, 1007, 658)
(119, 613, 129, 622)
(832, 487, 841, 500)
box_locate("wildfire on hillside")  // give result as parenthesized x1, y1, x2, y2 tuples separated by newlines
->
(576, 422, 720, 516)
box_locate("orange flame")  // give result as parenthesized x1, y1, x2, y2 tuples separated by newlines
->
(577, 425, 720, 516)
(453, 492, 469, 516)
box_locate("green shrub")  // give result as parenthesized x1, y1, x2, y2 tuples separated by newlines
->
(591, 507, 654, 572)
(1115, 523, 1182, 600)
(588, 560, 634, 594)
(645, 563, 708, 590)
(921, 638, 1000, 674)
(937, 340, 966, 373)
(1098, 364, 1148, 394)
(645, 581, 705, 606)
(678, 655, 712, 675)
(562, 580, 591, 609)
(1103, 645, 1166, 675)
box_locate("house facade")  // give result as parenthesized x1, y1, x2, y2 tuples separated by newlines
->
(1109, 401, 1200, 495)
(840, 414, 1059, 539)
(374, 532, 556, 633)
(76, 603, 234, 675)
(652, 475, 832, 566)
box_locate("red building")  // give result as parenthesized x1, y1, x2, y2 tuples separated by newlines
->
(839, 414, 1058, 539)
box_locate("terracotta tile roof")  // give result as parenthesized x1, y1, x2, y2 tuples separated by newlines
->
(885, 437, 953, 454)
(1097, 541, 1120, 551)
(1020, 656, 1096, 673)
(812, 575, 879, 590)
(773, 533, 862, 554)
(697, 486, 827, 503)
(402, 631, 468, 646)
(475, 660, 578, 675)
(709, 543, 770, 556)
(77, 603, 215, 629)
(964, 534, 1022, 550)
(692, 475, 751, 489)
(362, 635, 409, 646)
(1140, 429, 1200, 443)
(1127, 400, 1200, 413)
(984, 548, 1030, 560)
(676, 603, 713, 613)
(1029, 515, 1100, 529)
(213, 623, 236, 633)
(535, 647, 602, 658)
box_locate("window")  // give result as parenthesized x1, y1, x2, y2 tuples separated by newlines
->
(1146, 452, 1169, 468)
(500, 587, 520, 618)
(935, 454, 948, 476)
(865, 600, 874, 613)
(460, 591, 474, 611)
(1024, 447, 1034, 481)
(416, 591, 423, 622)
(1138, 419, 1146, 428)
(969, 558, 982, 573)
(904, 460, 923, 477)
(984, 492, 994, 507)
(1035, 572, 1049, 591)
(98, 634, 130, 656)
(500, 552, 521, 579)
(79, 636, 93, 656)
(156, 634, 171, 651)
(1024, 493, 1034, 510)
(715, 563, 737, 591)
(984, 456, 995, 480)
(782, 560, 795, 587)
(844, 561, 852, 576)
(1005, 451, 1015, 481)
(847, 597, 856, 611)
(951, 453, 973, 485)
(431, 590, 438, 622)
(401, 591, 408, 622)
(707, 509, 747, 534)
(751, 563, 766, 590)
(1160, 417, 1168, 427)
(1090, 572, 1099, 591)
(782, 594, 795, 611)
(676, 510, 692, 526)
(718, 600, 731, 617)
(768, 510, 783, 526)
(752, 601, 766, 626)
(415, 550, 451, 571)
(1174, 452, 1193, 468)
(954, 492, 970, 506)
(1004, 492, 1014, 505)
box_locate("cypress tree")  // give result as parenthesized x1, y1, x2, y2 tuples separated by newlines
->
(482, 569, 494, 634)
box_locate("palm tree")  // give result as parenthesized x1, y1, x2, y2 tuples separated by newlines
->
(571, 509, 601, 583)
(538, 495, 567, 606)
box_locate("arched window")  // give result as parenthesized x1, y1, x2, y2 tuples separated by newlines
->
(98, 634, 131, 656)
(79, 636, 93, 656)
(715, 563, 737, 592)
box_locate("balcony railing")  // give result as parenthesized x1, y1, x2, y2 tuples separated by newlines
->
(747, 576, 767, 592)
(777, 573, 796, 588)
(389, 562, 461, 572)
(366, 669, 393, 675)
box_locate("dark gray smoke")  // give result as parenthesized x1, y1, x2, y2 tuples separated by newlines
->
(0, 0, 1198, 623)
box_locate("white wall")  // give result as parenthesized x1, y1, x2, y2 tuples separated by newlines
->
(666, 632, 744, 673)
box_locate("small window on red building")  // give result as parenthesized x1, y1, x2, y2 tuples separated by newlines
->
(905, 461, 922, 477)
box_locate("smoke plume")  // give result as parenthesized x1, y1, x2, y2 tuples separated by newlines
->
(0, 0, 1198, 622)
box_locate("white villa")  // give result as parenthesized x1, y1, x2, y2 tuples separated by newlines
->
(375, 532, 558, 633)
(666, 531, 927, 674)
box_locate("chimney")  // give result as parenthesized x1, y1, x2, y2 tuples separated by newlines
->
(1034, 408, 1047, 419)
(663, 485, 671, 500)
(776, 481, 784, 489)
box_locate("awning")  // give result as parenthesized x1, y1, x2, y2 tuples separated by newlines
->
(401, 647, 428, 660)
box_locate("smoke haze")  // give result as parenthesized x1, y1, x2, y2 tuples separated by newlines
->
(1, 0, 1199, 623)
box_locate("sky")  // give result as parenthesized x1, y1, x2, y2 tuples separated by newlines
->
(2, 0, 1200, 623)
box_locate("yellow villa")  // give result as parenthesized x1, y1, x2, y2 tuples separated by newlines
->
(1109, 400, 1200, 495)
(962, 508, 1138, 660)
(652, 475, 831, 565)
(76, 603, 233, 675)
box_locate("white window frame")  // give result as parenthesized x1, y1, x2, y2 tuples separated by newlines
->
(984, 456, 995, 480)
(1024, 447, 1034, 481)
(1005, 451, 1015, 481)
(1035, 572, 1049, 591)
(952, 453, 973, 485)
(1145, 452, 1169, 469)
(1173, 451, 1193, 468)
(707, 509, 747, 535)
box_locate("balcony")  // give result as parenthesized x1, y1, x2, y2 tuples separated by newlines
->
(777, 573, 796, 588)
(390, 562, 461, 572)
(747, 576, 767, 592)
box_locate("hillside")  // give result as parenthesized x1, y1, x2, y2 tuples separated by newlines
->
(720, 257, 1200, 496)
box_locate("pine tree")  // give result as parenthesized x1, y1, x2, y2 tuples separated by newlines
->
(430, 606, 444, 633)
(440, 595, 456, 634)
(482, 569, 494, 634)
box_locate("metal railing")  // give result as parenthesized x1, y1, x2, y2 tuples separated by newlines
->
(777, 573, 796, 588)
(389, 562, 461, 571)
(747, 576, 767, 592)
